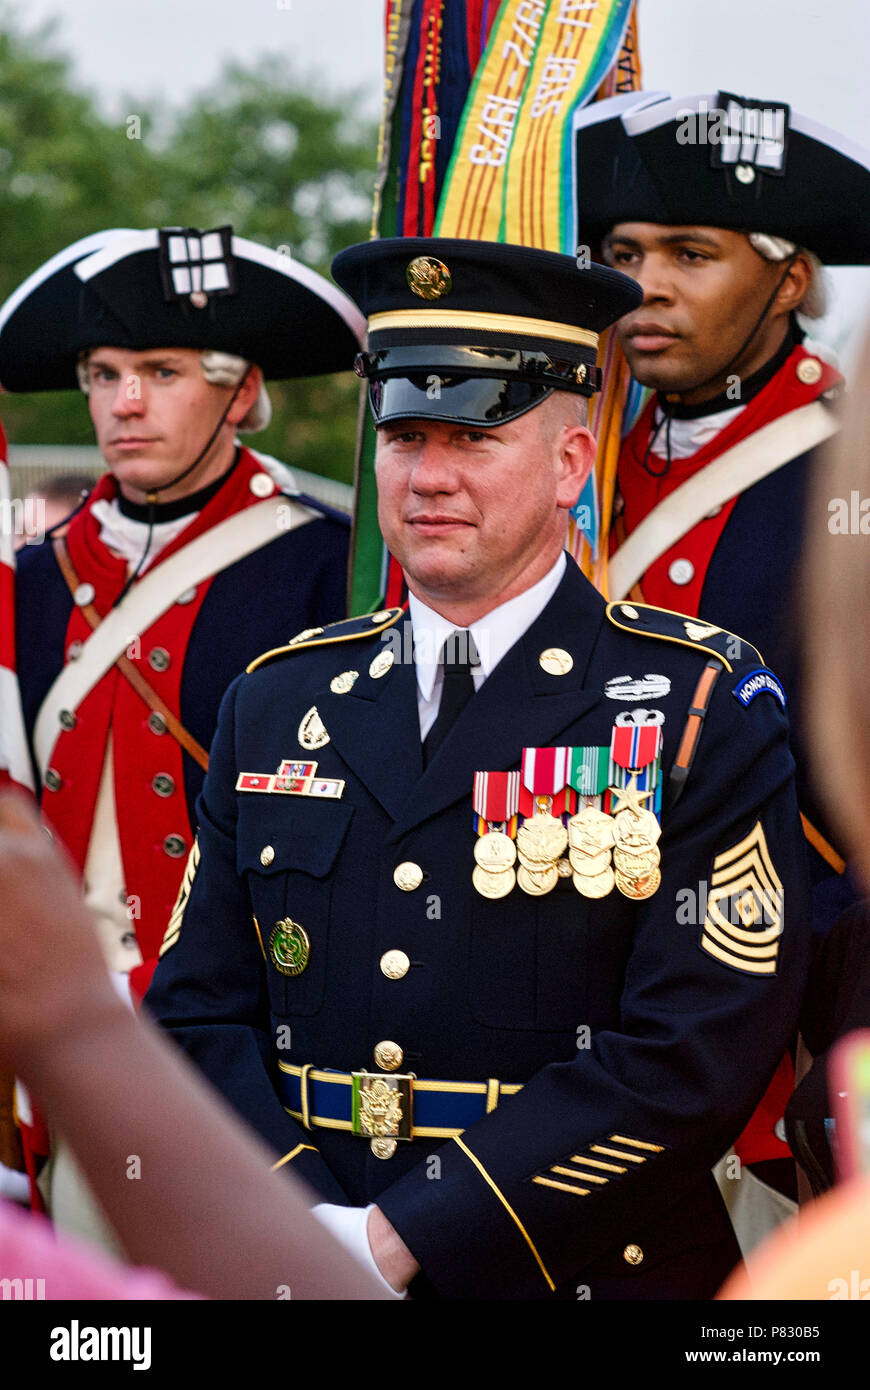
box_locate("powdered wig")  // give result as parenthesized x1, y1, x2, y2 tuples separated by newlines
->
(747, 233, 828, 321)
(76, 349, 272, 432)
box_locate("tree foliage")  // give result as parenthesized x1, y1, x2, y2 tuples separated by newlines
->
(0, 10, 377, 483)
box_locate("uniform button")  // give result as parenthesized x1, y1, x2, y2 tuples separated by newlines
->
(148, 712, 167, 735)
(260, 845, 275, 867)
(163, 834, 186, 858)
(774, 1117, 787, 1143)
(44, 768, 63, 792)
(121, 931, 138, 950)
(735, 163, 755, 184)
(149, 647, 171, 672)
(67, 640, 84, 661)
(371, 1138, 397, 1159)
(620, 605, 639, 620)
(393, 861, 423, 892)
(623, 1244, 644, 1266)
(152, 773, 175, 797)
(373, 1041, 404, 1071)
(668, 558, 694, 586)
(176, 586, 197, 605)
(796, 357, 823, 385)
(249, 472, 275, 497)
(73, 582, 95, 607)
(380, 949, 410, 980)
(59, 709, 77, 731)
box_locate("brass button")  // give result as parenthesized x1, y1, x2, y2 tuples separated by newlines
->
(44, 768, 63, 792)
(620, 605, 639, 620)
(149, 646, 171, 672)
(59, 709, 77, 731)
(371, 1137, 397, 1159)
(163, 834, 186, 858)
(380, 949, 410, 980)
(735, 163, 755, 184)
(260, 845, 275, 867)
(393, 861, 423, 892)
(148, 711, 167, 735)
(623, 1244, 644, 1266)
(152, 773, 175, 797)
(373, 1041, 404, 1071)
(796, 357, 823, 385)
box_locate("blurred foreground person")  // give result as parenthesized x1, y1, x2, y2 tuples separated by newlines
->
(721, 324, 870, 1298)
(0, 792, 388, 1301)
(13, 472, 95, 551)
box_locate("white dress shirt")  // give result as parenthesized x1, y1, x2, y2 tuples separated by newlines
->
(408, 551, 567, 739)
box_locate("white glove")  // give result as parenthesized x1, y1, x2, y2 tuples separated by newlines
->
(312, 1203, 408, 1299)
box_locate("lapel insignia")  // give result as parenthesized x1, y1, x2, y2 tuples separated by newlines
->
(369, 649, 394, 679)
(299, 705, 330, 750)
(538, 647, 574, 676)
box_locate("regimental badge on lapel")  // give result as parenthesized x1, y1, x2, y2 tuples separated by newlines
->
(298, 706, 330, 750)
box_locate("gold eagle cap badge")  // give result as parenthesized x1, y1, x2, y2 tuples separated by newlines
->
(406, 255, 453, 300)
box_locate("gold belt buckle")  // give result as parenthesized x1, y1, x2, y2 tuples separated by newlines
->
(351, 1071, 415, 1141)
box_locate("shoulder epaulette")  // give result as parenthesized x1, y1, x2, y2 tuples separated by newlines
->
(605, 601, 762, 675)
(246, 607, 404, 674)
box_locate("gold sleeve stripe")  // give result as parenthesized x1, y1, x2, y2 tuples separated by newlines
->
(700, 936, 778, 975)
(453, 1136, 555, 1292)
(532, 1175, 590, 1197)
(608, 1135, 665, 1152)
(702, 918, 780, 957)
(551, 1165, 608, 1185)
(570, 1154, 627, 1173)
(270, 1142, 318, 1172)
(486, 1078, 500, 1113)
(590, 1144, 645, 1163)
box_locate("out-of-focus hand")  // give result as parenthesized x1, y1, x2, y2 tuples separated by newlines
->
(0, 792, 122, 1074)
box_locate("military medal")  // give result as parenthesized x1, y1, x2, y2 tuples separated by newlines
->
(566, 758, 617, 897)
(573, 865, 615, 899)
(517, 862, 559, 896)
(472, 771, 520, 897)
(607, 709, 665, 900)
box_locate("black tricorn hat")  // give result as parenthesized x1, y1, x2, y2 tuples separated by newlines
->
(331, 236, 641, 426)
(574, 90, 870, 266)
(0, 226, 366, 392)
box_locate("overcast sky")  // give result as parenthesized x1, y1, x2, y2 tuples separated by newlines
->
(14, 0, 870, 361)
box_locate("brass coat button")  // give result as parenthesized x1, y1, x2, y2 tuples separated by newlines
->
(44, 768, 63, 792)
(152, 773, 175, 797)
(393, 861, 423, 892)
(148, 711, 167, 735)
(623, 1244, 644, 1266)
(149, 647, 171, 672)
(371, 1137, 397, 1159)
(373, 1041, 404, 1071)
(380, 949, 410, 980)
(796, 357, 823, 385)
(163, 834, 186, 858)
(59, 709, 77, 731)
(620, 605, 639, 620)
(260, 845, 275, 867)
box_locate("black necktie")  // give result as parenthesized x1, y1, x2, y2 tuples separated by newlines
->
(422, 629, 479, 767)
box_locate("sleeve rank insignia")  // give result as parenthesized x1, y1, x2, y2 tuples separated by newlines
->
(700, 820, 783, 975)
(159, 835, 200, 957)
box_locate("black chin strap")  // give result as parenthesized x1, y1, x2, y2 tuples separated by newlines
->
(112, 365, 253, 608)
(641, 255, 798, 479)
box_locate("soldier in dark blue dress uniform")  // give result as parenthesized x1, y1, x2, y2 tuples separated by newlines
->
(148, 237, 812, 1299)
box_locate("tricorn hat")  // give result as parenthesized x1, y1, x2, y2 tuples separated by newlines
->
(573, 90, 870, 265)
(331, 236, 641, 426)
(0, 226, 366, 392)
